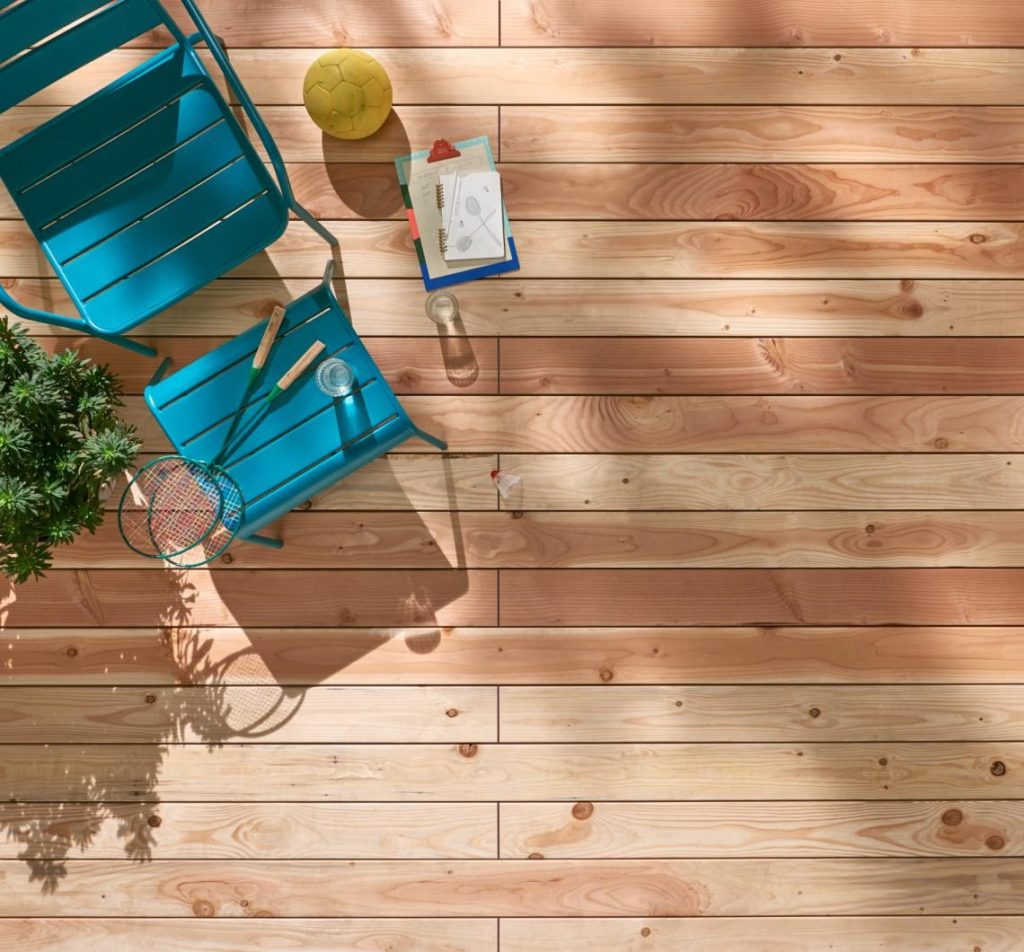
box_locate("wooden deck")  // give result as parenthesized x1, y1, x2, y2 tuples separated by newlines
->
(3, 1, 1024, 948)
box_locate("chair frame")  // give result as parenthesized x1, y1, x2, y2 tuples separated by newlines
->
(0, 0, 337, 357)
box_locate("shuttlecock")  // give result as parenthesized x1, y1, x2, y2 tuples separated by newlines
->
(491, 469, 521, 499)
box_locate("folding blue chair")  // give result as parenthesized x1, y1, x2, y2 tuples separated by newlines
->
(144, 261, 448, 553)
(0, 0, 336, 357)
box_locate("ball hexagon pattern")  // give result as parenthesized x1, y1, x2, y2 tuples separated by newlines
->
(302, 49, 393, 140)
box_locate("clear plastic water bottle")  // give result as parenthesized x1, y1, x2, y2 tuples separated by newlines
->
(315, 357, 355, 397)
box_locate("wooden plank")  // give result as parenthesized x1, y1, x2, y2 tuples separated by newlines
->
(0, 570, 497, 627)
(500, 163, 1024, 222)
(7, 626, 1024, 686)
(15, 278, 1024, 338)
(0, 919, 496, 952)
(127, 163, 1024, 223)
(32, 49, 1024, 107)
(0, 802, 495, 859)
(126, 394, 1024, 455)
(14, 220, 1024, 280)
(146, 0, 498, 47)
(54, 512, 1024, 570)
(501, 0, 1024, 47)
(500, 569, 1024, 626)
(503, 106, 1024, 163)
(0, 858, 1023, 916)
(500, 454, 1024, 511)
(100, 454, 497, 512)
(0, 105, 498, 162)
(502, 917, 1024, 952)
(0, 686, 496, 743)
(501, 338, 1024, 395)
(35, 335, 498, 396)
(2, 743, 1018, 801)
(499, 800, 1022, 858)
(500, 685, 1024, 742)
(10, 159, 1024, 224)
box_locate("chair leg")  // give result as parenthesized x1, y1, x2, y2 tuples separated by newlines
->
(294, 202, 339, 247)
(247, 533, 284, 550)
(412, 425, 448, 451)
(148, 357, 172, 387)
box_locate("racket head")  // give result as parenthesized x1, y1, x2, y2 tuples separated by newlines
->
(162, 465, 245, 569)
(118, 456, 223, 560)
(118, 457, 244, 567)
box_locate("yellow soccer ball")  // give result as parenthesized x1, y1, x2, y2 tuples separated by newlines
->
(303, 49, 393, 140)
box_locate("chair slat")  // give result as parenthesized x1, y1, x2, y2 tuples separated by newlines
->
(65, 160, 265, 298)
(15, 86, 226, 228)
(45, 121, 247, 263)
(0, 0, 164, 113)
(156, 300, 355, 450)
(0, 0, 115, 67)
(83, 193, 285, 333)
(0, 47, 196, 192)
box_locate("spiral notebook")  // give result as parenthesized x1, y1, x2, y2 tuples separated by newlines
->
(395, 136, 519, 291)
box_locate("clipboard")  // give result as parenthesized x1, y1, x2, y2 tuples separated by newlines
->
(395, 136, 520, 291)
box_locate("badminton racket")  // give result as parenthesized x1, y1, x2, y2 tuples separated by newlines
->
(212, 305, 287, 466)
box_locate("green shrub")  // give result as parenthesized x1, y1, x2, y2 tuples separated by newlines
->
(0, 319, 140, 583)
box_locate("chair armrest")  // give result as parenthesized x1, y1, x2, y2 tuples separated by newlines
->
(177, 2, 297, 209)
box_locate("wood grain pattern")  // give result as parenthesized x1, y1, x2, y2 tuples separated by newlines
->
(501, 338, 1024, 395)
(0, 919, 497, 952)
(1, 858, 1022, 916)
(499, 800, 1021, 857)
(500, 569, 1024, 626)
(2, 743, 1018, 801)
(0, 686, 496, 743)
(0, 570, 496, 628)
(8, 626, 1024, 686)
(0, 802, 496, 859)
(501, 0, 1024, 47)
(499, 454, 1024, 510)
(34, 49, 1024, 107)
(17, 278, 1024, 338)
(502, 917, 1024, 952)
(148, 0, 499, 47)
(500, 685, 1024, 741)
(126, 392, 1024, 454)
(503, 105, 1024, 162)
(53, 511, 1024, 570)
(13, 221, 1024, 280)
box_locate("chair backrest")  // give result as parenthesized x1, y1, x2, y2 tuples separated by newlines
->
(0, 0, 176, 114)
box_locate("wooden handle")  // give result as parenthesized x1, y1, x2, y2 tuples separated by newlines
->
(253, 306, 286, 371)
(275, 340, 325, 393)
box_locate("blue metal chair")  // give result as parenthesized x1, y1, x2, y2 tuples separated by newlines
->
(0, 0, 336, 358)
(145, 261, 448, 551)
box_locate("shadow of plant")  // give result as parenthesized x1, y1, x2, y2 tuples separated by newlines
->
(0, 569, 306, 893)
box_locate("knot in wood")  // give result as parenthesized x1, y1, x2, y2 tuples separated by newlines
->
(572, 801, 594, 820)
(599, 668, 614, 682)
(933, 437, 949, 449)
(969, 232, 988, 244)
(991, 760, 1007, 777)
(145, 694, 157, 705)
(458, 743, 478, 758)
(808, 707, 821, 719)
(641, 927, 652, 938)
(528, 852, 544, 860)
(221, 552, 234, 565)
(192, 900, 215, 918)
(986, 834, 1006, 851)
(446, 708, 459, 718)
(65, 646, 78, 658)
(941, 808, 963, 827)
(147, 814, 162, 828)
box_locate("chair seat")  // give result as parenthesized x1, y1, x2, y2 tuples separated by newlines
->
(146, 279, 420, 538)
(0, 45, 286, 336)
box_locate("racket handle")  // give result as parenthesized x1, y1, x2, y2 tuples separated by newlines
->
(267, 340, 325, 401)
(249, 306, 287, 387)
